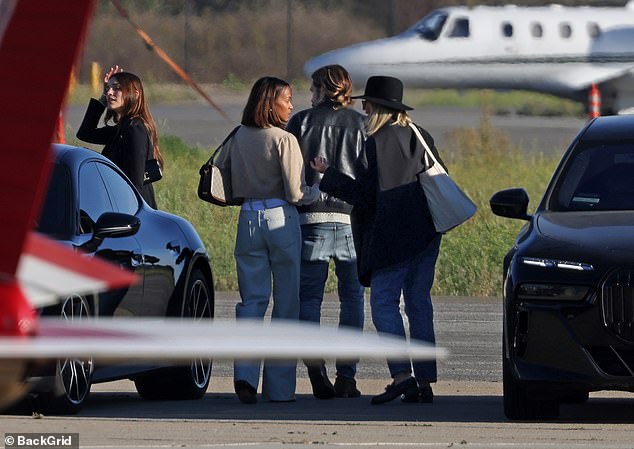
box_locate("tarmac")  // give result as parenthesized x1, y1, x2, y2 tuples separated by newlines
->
(3, 295, 634, 448)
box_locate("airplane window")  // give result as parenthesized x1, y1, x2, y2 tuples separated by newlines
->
(531, 23, 543, 38)
(411, 10, 448, 41)
(502, 22, 513, 38)
(448, 18, 469, 38)
(587, 22, 601, 38)
(560, 23, 572, 39)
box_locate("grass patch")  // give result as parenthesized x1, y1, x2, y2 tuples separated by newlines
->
(434, 111, 558, 296)
(68, 82, 584, 118)
(408, 88, 584, 118)
(153, 107, 559, 296)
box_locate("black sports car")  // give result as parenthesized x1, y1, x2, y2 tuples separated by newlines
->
(28, 144, 214, 414)
(490, 114, 634, 420)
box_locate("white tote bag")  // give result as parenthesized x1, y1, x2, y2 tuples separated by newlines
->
(409, 124, 477, 233)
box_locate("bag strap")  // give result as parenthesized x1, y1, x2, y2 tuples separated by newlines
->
(210, 125, 241, 162)
(408, 123, 439, 169)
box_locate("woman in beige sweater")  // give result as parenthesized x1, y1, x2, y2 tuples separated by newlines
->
(216, 76, 319, 403)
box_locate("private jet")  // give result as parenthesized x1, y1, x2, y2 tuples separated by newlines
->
(0, 0, 442, 413)
(304, 2, 634, 115)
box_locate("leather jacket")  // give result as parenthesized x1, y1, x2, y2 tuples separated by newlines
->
(286, 101, 366, 222)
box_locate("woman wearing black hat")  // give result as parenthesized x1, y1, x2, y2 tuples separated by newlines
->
(311, 75, 445, 405)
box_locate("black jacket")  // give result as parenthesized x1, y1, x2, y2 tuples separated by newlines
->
(286, 101, 365, 220)
(320, 122, 443, 286)
(77, 99, 157, 209)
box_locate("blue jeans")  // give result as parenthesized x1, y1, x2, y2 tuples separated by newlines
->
(299, 222, 365, 379)
(233, 204, 301, 401)
(370, 234, 442, 382)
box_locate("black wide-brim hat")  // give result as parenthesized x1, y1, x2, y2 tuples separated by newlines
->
(351, 75, 413, 111)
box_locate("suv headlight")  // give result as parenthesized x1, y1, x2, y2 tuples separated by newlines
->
(521, 257, 594, 271)
(517, 283, 590, 301)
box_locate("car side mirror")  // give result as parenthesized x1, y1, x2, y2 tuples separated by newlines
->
(490, 188, 531, 220)
(79, 212, 140, 252)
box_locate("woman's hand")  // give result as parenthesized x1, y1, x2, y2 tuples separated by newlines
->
(104, 65, 123, 84)
(99, 65, 123, 105)
(310, 156, 329, 174)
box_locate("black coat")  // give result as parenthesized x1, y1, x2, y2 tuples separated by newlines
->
(77, 99, 157, 209)
(320, 122, 442, 286)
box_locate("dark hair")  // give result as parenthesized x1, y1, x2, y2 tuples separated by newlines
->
(104, 72, 164, 168)
(311, 64, 353, 109)
(241, 76, 291, 128)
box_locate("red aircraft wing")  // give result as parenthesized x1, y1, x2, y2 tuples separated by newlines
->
(0, 0, 141, 336)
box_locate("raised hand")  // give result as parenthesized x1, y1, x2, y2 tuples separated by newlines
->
(99, 65, 123, 105)
(104, 65, 123, 84)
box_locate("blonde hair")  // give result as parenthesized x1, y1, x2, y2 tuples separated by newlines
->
(366, 102, 412, 136)
(311, 64, 353, 109)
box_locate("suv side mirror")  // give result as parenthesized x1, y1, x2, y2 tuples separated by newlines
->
(79, 212, 140, 252)
(490, 188, 531, 220)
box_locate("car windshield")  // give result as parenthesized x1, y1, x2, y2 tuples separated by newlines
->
(37, 162, 73, 238)
(409, 10, 448, 41)
(550, 142, 634, 212)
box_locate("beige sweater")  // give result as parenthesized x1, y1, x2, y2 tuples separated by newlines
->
(216, 126, 319, 205)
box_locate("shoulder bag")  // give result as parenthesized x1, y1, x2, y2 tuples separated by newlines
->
(144, 158, 162, 184)
(143, 127, 162, 184)
(198, 126, 241, 206)
(409, 123, 477, 233)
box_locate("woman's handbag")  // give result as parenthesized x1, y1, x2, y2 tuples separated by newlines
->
(143, 158, 162, 184)
(409, 123, 477, 233)
(198, 126, 241, 206)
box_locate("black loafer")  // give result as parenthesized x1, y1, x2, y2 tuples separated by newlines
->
(371, 377, 417, 405)
(307, 366, 336, 399)
(235, 380, 257, 404)
(419, 385, 434, 403)
(401, 384, 434, 403)
(400, 385, 421, 403)
(334, 376, 361, 398)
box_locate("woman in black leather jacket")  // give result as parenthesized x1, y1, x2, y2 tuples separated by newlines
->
(286, 65, 366, 400)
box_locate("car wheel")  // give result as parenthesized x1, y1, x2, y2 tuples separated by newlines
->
(134, 268, 213, 400)
(503, 336, 559, 420)
(38, 294, 94, 414)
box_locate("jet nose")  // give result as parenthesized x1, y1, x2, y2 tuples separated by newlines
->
(304, 52, 338, 78)
(303, 38, 396, 83)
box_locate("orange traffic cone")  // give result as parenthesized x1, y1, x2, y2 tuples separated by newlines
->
(53, 111, 65, 143)
(588, 83, 601, 119)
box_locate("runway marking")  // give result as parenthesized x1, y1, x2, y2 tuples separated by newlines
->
(77, 443, 634, 448)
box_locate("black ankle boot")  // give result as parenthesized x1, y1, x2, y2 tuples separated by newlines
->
(334, 376, 361, 398)
(307, 365, 335, 399)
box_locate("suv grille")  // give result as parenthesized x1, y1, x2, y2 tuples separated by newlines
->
(601, 270, 634, 342)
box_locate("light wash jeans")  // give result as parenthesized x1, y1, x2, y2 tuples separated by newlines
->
(299, 222, 365, 379)
(370, 234, 442, 383)
(233, 204, 301, 401)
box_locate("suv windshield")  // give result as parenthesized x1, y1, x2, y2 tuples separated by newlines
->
(550, 142, 634, 212)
